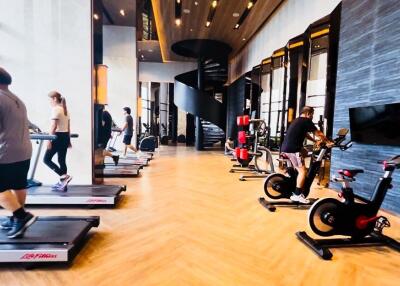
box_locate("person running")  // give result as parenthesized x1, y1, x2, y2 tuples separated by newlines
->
(0, 67, 37, 238)
(100, 106, 119, 165)
(120, 107, 137, 157)
(224, 137, 235, 156)
(280, 106, 332, 203)
(43, 91, 72, 192)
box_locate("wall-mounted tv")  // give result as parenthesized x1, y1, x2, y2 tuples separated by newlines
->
(349, 103, 400, 146)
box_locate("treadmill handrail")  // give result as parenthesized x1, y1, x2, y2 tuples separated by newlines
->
(30, 133, 79, 140)
(30, 134, 57, 140)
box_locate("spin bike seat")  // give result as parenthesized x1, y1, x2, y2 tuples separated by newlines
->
(338, 169, 364, 178)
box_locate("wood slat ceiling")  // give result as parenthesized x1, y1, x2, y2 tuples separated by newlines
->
(151, 0, 284, 62)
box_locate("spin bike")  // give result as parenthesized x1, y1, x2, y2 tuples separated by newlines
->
(229, 115, 274, 177)
(238, 119, 275, 181)
(297, 155, 400, 260)
(259, 128, 352, 212)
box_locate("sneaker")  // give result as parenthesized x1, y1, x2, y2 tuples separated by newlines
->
(60, 175, 73, 188)
(0, 217, 13, 230)
(51, 181, 63, 190)
(112, 155, 120, 166)
(7, 212, 37, 239)
(289, 193, 310, 204)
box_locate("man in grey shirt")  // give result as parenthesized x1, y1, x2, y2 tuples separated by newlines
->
(121, 107, 137, 157)
(0, 67, 36, 238)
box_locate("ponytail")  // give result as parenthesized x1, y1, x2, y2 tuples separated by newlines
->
(61, 97, 68, 116)
(48, 91, 68, 116)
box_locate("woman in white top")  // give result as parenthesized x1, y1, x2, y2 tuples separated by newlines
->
(43, 91, 72, 191)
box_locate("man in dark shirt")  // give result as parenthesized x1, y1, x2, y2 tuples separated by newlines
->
(0, 67, 37, 238)
(280, 106, 330, 203)
(121, 107, 137, 157)
(100, 106, 119, 165)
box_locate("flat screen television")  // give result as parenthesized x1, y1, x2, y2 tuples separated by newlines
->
(349, 103, 400, 146)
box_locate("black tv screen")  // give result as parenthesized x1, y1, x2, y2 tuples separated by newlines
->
(349, 103, 400, 146)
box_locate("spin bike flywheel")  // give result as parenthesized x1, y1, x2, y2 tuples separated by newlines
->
(263, 173, 290, 199)
(308, 198, 342, 236)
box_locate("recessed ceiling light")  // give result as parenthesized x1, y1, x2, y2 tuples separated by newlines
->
(206, 21, 211, 27)
(120, 9, 125, 16)
(212, 1, 218, 8)
(242, 38, 246, 41)
(233, 12, 240, 17)
(141, 54, 144, 58)
(93, 14, 99, 20)
(194, 1, 198, 5)
(138, 49, 141, 52)
(234, 23, 240, 29)
(183, 9, 190, 14)
(247, 1, 254, 9)
(148, 49, 153, 52)
(175, 18, 181, 26)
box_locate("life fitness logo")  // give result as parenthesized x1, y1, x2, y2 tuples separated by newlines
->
(86, 198, 107, 203)
(20, 253, 57, 260)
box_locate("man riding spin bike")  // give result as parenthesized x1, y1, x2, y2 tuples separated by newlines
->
(280, 106, 332, 204)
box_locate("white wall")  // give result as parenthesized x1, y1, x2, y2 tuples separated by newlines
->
(139, 61, 197, 83)
(229, 0, 341, 83)
(0, 0, 93, 184)
(103, 25, 138, 149)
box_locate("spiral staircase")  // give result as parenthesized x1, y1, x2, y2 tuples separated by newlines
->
(172, 39, 232, 150)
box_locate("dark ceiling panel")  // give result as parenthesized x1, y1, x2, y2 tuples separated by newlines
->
(102, 0, 136, 27)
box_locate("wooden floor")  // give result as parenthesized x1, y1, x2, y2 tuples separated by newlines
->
(1, 146, 399, 286)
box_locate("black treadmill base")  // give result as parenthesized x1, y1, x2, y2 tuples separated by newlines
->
(0, 216, 99, 267)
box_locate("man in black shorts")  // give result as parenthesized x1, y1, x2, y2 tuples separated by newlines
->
(100, 106, 119, 165)
(121, 107, 137, 157)
(280, 106, 331, 203)
(0, 67, 37, 238)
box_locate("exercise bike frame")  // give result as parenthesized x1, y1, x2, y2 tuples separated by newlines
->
(259, 128, 351, 212)
(297, 155, 400, 260)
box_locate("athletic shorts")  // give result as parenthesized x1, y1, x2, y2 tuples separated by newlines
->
(123, 135, 133, 145)
(281, 152, 305, 168)
(0, 159, 30, 192)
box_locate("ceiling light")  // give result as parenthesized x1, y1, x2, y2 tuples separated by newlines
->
(148, 49, 153, 52)
(120, 9, 125, 16)
(183, 9, 190, 14)
(175, 0, 182, 26)
(233, 12, 240, 17)
(234, 1, 257, 29)
(93, 14, 99, 20)
(194, 1, 198, 5)
(190, 28, 194, 32)
(206, 0, 218, 28)
(242, 38, 246, 41)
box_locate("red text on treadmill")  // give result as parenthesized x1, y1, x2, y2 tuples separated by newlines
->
(20, 253, 57, 260)
(86, 199, 107, 203)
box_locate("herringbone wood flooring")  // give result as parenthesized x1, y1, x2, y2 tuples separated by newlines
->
(0, 146, 399, 286)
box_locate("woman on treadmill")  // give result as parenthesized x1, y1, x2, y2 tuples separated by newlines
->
(0, 67, 37, 238)
(43, 91, 72, 192)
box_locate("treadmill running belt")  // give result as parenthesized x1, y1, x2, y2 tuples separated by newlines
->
(28, 185, 124, 196)
(0, 220, 91, 244)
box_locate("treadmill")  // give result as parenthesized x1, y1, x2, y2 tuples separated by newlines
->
(0, 216, 99, 266)
(104, 156, 149, 167)
(101, 164, 142, 178)
(26, 133, 126, 207)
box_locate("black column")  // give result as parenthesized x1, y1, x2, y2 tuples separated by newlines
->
(195, 59, 204, 150)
